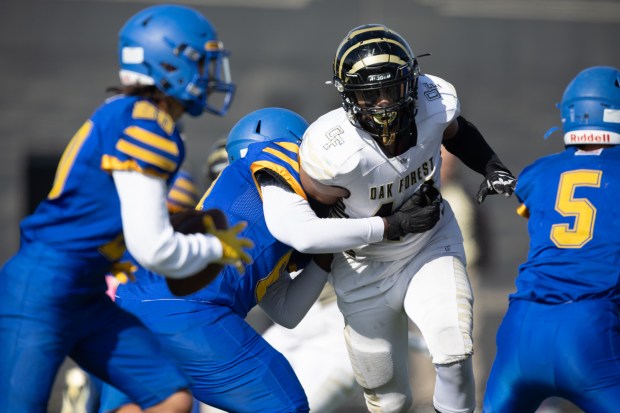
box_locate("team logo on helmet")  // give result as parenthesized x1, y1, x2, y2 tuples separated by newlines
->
(368, 73, 392, 82)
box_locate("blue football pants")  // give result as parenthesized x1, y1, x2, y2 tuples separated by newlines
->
(484, 298, 620, 413)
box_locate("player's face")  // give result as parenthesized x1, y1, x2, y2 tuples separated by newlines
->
(354, 83, 407, 109)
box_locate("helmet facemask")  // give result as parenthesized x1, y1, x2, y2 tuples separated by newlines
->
(176, 40, 235, 117)
(337, 68, 417, 145)
(333, 24, 419, 147)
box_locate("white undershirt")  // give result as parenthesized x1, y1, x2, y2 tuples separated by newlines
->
(259, 259, 328, 328)
(257, 176, 384, 327)
(260, 180, 385, 253)
(113, 170, 223, 279)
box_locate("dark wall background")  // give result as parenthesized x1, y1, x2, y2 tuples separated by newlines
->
(0, 1, 618, 412)
(2, 0, 619, 278)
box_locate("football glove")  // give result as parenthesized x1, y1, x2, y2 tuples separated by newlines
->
(203, 215, 254, 275)
(477, 170, 517, 204)
(385, 182, 443, 240)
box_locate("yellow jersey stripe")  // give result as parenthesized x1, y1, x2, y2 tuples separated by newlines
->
(49, 121, 93, 200)
(250, 160, 306, 200)
(101, 155, 171, 179)
(262, 147, 300, 173)
(167, 188, 196, 206)
(174, 177, 198, 195)
(124, 125, 179, 156)
(274, 141, 300, 153)
(255, 251, 292, 302)
(131, 101, 158, 120)
(115, 140, 177, 172)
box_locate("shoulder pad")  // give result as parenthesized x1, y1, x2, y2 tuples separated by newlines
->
(300, 109, 364, 186)
(416, 74, 460, 124)
(130, 100, 176, 136)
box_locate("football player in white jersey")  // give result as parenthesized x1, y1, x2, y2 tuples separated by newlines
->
(299, 24, 517, 413)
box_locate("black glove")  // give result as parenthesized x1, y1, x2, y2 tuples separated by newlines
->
(476, 170, 517, 204)
(385, 182, 443, 240)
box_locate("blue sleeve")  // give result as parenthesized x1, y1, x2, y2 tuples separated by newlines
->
(248, 141, 307, 200)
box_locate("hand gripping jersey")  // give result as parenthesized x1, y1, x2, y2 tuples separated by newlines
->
(117, 139, 307, 319)
(512, 146, 620, 304)
(19, 95, 184, 271)
(300, 74, 461, 261)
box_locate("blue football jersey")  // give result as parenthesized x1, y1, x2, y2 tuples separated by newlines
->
(19, 95, 184, 267)
(512, 145, 620, 304)
(117, 140, 308, 318)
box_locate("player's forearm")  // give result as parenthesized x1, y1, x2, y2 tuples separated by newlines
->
(261, 183, 384, 253)
(258, 259, 329, 328)
(442, 116, 511, 176)
(113, 171, 223, 278)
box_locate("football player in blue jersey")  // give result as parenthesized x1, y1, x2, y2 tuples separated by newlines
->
(0, 5, 251, 413)
(59, 169, 203, 413)
(483, 66, 620, 413)
(98, 107, 441, 413)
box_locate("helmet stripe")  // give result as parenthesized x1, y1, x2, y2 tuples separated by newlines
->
(334, 25, 388, 71)
(350, 54, 407, 74)
(346, 25, 388, 39)
(338, 38, 411, 79)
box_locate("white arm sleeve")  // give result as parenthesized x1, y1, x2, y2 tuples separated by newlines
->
(261, 181, 384, 254)
(113, 170, 223, 279)
(258, 259, 329, 328)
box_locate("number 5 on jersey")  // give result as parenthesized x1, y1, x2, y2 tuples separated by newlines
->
(551, 169, 601, 248)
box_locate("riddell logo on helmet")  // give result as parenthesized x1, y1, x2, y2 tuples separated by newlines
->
(568, 133, 611, 143)
(368, 73, 392, 82)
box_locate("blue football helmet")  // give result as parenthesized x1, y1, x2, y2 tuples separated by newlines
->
(226, 108, 309, 162)
(118, 5, 235, 117)
(560, 66, 620, 145)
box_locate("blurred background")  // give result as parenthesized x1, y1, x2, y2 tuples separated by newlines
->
(1, 0, 619, 412)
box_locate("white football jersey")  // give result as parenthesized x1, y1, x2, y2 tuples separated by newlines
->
(300, 74, 462, 261)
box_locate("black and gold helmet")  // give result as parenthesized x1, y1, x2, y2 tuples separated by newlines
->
(203, 137, 229, 184)
(333, 24, 419, 146)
